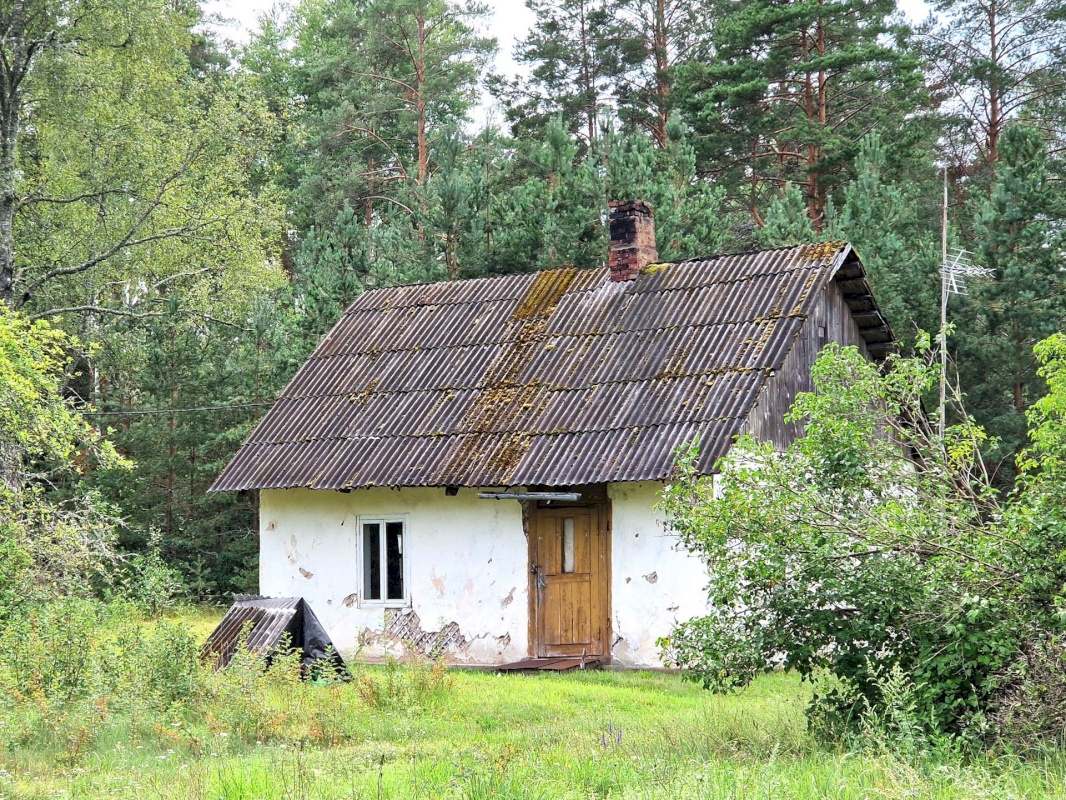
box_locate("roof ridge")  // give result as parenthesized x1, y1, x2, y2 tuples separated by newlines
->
(345, 241, 839, 304)
(342, 258, 830, 314)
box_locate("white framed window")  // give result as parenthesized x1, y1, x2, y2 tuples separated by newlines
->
(359, 516, 409, 606)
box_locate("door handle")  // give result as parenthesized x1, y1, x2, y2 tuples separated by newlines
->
(531, 564, 546, 591)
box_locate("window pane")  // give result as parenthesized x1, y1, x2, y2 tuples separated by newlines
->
(562, 518, 575, 573)
(363, 523, 381, 600)
(386, 521, 404, 600)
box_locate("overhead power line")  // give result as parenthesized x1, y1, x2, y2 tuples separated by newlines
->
(84, 402, 273, 418)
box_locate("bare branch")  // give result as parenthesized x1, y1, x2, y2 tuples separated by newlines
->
(19, 148, 209, 301)
(29, 304, 165, 321)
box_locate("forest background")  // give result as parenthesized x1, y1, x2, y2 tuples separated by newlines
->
(2, 0, 1064, 597)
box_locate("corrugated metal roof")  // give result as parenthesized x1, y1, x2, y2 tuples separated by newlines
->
(212, 242, 890, 491)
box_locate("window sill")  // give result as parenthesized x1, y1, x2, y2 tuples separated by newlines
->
(359, 600, 411, 610)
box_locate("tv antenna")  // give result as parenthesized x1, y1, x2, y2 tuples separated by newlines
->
(939, 173, 994, 438)
(942, 248, 992, 294)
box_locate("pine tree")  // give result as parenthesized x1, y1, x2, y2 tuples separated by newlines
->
(676, 0, 928, 232)
(488, 118, 606, 272)
(827, 133, 941, 342)
(492, 0, 620, 144)
(290, 0, 494, 230)
(754, 184, 817, 248)
(602, 118, 734, 259)
(289, 206, 371, 350)
(928, 0, 1066, 170)
(424, 129, 490, 280)
(89, 294, 295, 594)
(613, 0, 713, 146)
(956, 125, 1066, 478)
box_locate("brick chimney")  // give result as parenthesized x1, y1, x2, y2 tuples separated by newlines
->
(608, 200, 657, 282)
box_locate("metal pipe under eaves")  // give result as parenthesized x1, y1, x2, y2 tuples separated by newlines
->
(478, 492, 582, 502)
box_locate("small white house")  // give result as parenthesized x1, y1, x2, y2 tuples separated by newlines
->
(211, 202, 892, 669)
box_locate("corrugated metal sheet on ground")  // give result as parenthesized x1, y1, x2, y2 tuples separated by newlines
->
(211, 242, 890, 491)
(201, 597, 302, 670)
(201, 597, 347, 674)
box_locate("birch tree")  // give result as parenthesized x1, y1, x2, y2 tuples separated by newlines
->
(0, 0, 282, 321)
(0, 307, 127, 611)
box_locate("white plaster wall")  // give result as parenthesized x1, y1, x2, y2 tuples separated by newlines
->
(259, 481, 709, 669)
(259, 487, 528, 665)
(608, 482, 710, 668)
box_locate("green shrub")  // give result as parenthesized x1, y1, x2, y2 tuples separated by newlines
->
(114, 534, 186, 617)
(99, 614, 206, 711)
(205, 629, 314, 742)
(0, 598, 206, 719)
(0, 596, 103, 701)
(0, 528, 31, 620)
(659, 340, 1066, 744)
(355, 654, 454, 709)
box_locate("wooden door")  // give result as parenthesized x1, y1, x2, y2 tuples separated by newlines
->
(530, 504, 609, 658)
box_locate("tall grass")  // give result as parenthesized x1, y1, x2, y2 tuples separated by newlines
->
(1, 606, 1065, 798)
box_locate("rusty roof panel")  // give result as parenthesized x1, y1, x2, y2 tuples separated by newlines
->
(211, 243, 892, 492)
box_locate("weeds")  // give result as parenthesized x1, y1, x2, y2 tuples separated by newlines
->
(2, 605, 1066, 799)
(355, 653, 454, 710)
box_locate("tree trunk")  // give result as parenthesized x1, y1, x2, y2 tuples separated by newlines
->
(986, 0, 1001, 164)
(0, 3, 40, 491)
(166, 383, 177, 539)
(0, 99, 19, 309)
(0, 4, 27, 308)
(415, 8, 428, 188)
(812, 7, 827, 231)
(750, 139, 765, 227)
(801, 28, 819, 228)
(580, 1, 596, 143)
(365, 158, 375, 226)
(652, 0, 669, 148)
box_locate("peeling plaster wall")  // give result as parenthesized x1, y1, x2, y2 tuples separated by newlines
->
(259, 487, 528, 665)
(260, 482, 707, 669)
(608, 482, 710, 668)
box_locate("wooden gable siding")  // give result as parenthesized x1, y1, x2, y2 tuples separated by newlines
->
(737, 280, 872, 450)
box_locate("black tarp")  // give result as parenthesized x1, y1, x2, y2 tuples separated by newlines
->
(201, 596, 347, 677)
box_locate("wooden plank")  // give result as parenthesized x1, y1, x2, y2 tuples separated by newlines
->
(539, 657, 600, 671)
(575, 513, 590, 573)
(496, 657, 569, 671)
(543, 515, 561, 574)
(495, 656, 602, 672)
(594, 503, 608, 659)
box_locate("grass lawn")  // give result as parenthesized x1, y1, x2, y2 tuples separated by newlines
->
(3, 609, 1066, 799)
